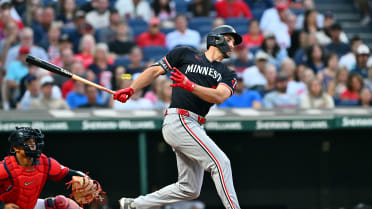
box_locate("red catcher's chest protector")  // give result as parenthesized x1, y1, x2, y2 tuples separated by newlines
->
(0, 155, 49, 209)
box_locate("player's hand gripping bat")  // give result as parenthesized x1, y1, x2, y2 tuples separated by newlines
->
(26, 55, 116, 95)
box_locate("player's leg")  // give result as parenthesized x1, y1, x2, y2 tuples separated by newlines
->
(177, 114, 240, 209)
(133, 150, 204, 209)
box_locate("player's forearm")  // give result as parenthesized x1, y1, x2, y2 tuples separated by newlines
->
(130, 66, 164, 93)
(62, 169, 86, 183)
(192, 85, 229, 104)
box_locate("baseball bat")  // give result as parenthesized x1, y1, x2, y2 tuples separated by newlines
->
(26, 55, 116, 95)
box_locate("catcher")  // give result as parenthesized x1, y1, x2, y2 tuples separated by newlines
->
(0, 127, 104, 209)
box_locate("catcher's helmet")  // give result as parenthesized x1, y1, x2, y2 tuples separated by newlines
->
(206, 25, 242, 55)
(8, 127, 44, 160)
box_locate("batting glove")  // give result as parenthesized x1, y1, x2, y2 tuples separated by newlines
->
(113, 87, 134, 103)
(170, 67, 195, 92)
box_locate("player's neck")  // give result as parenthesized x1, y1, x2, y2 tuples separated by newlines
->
(204, 49, 223, 63)
(15, 154, 34, 167)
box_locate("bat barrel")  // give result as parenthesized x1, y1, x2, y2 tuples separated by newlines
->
(26, 55, 73, 78)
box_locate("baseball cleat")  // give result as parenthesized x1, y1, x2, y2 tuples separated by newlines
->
(119, 198, 136, 209)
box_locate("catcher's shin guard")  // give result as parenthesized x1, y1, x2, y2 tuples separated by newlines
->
(45, 195, 82, 209)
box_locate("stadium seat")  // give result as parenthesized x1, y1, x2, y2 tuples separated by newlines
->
(252, 8, 265, 21)
(188, 17, 214, 30)
(127, 18, 148, 28)
(142, 46, 169, 62)
(114, 56, 131, 67)
(161, 28, 174, 34)
(132, 25, 149, 37)
(225, 18, 250, 34)
(174, 0, 189, 14)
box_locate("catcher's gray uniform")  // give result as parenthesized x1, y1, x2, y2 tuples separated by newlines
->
(133, 108, 240, 209)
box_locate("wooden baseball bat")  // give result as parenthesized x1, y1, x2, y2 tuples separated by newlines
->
(26, 55, 116, 95)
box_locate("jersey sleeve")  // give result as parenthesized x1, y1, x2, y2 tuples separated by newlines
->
(47, 157, 70, 182)
(218, 67, 237, 96)
(152, 47, 187, 73)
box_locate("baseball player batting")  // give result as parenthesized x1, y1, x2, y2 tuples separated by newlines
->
(114, 25, 241, 209)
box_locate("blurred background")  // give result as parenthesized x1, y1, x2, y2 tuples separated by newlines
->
(1, 0, 372, 208)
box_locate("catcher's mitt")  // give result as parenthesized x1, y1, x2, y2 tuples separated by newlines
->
(66, 176, 104, 206)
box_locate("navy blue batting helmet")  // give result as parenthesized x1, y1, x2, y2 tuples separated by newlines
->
(206, 25, 242, 55)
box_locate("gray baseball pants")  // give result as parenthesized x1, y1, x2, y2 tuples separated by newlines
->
(133, 108, 240, 209)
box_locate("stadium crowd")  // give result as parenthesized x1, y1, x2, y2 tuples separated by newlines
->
(1, 0, 372, 111)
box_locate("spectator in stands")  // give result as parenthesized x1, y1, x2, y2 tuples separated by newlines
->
(39, 22, 61, 61)
(74, 34, 95, 69)
(306, 44, 326, 73)
(57, 34, 73, 53)
(77, 85, 106, 108)
(301, 77, 334, 108)
(281, 58, 302, 96)
(86, 0, 110, 29)
(293, 31, 317, 65)
(111, 66, 127, 91)
(302, 9, 319, 33)
(18, 64, 40, 102)
(350, 44, 370, 78)
(2, 46, 30, 110)
(126, 46, 146, 75)
(96, 8, 121, 43)
(136, 17, 166, 48)
(66, 80, 86, 109)
(355, 0, 371, 26)
(263, 72, 300, 108)
(295, 0, 324, 30)
(52, 48, 75, 88)
(143, 75, 167, 104)
(242, 52, 268, 90)
(0, 1, 23, 40)
(316, 11, 348, 46)
(358, 87, 372, 106)
(151, 0, 176, 22)
(364, 66, 372, 90)
(242, 20, 264, 49)
(87, 43, 114, 89)
(287, 12, 302, 58)
(62, 61, 85, 98)
(29, 75, 69, 109)
(32, 6, 55, 45)
(115, 0, 151, 22)
(5, 27, 47, 70)
(50, 46, 74, 69)
(339, 35, 363, 70)
(260, 0, 291, 48)
(339, 73, 364, 102)
(111, 77, 153, 110)
(215, 0, 253, 19)
(219, 75, 263, 108)
(108, 20, 136, 57)
(325, 23, 350, 58)
(327, 67, 349, 97)
(22, 0, 41, 27)
(68, 10, 95, 53)
(317, 52, 338, 90)
(260, 31, 288, 68)
(258, 64, 277, 97)
(230, 42, 253, 73)
(188, 0, 213, 17)
(57, 0, 77, 25)
(18, 75, 40, 110)
(290, 66, 314, 98)
(166, 14, 201, 50)
(153, 79, 172, 110)
(0, 21, 19, 70)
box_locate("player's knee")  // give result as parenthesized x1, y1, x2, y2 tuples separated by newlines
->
(177, 183, 201, 200)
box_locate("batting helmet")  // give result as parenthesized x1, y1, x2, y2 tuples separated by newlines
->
(206, 25, 242, 55)
(8, 127, 45, 160)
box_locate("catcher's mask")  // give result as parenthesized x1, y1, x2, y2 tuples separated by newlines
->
(206, 25, 242, 57)
(8, 127, 44, 160)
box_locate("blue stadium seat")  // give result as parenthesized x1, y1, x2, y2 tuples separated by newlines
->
(132, 25, 148, 37)
(252, 8, 265, 21)
(142, 46, 169, 62)
(174, 0, 189, 14)
(188, 17, 213, 30)
(127, 18, 148, 28)
(161, 28, 174, 34)
(225, 18, 250, 30)
(114, 56, 131, 67)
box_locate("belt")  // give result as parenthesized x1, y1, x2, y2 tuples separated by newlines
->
(165, 108, 206, 124)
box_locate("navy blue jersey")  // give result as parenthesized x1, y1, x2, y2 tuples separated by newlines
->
(156, 47, 237, 117)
